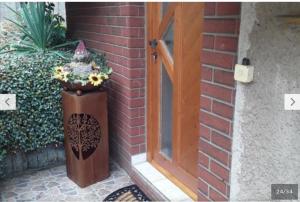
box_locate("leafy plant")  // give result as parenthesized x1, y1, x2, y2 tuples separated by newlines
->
(53, 51, 112, 86)
(1, 2, 77, 56)
(0, 50, 109, 177)
(0, 52, 70, 176)
(45, 2, 66, 45)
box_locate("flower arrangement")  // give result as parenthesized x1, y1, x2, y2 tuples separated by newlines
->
(53, 41, 112, 95)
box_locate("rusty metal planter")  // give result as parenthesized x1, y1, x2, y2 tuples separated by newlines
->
(62, 90, 109, 187)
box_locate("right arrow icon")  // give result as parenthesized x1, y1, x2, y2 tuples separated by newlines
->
(285, 94, 300, 110)
(290, 98, 295, 106)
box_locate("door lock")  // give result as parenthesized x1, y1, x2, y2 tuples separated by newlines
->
(149, 39, 158, 48)
(149, 39, 158, 62)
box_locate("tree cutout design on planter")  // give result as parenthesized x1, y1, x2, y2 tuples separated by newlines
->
(67, 113, 101, 160)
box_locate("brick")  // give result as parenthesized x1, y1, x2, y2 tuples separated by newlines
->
(202, 50, 235, 70)
(204, 2, 215, 16)
(200, 123, 210, 140)
(130, 98, 145, 108)
(126, 17, 145, 27)
(140, 88, 145, 97)
(128, 38, 145, 48)
(111, 82, 140, 98)
(211, 130, 232, 152)
(198, 190, 210, 202)
(109, 7, 121, 16)
(203, 19, 237, 34)
(139, 144, 146, 153)
(127, 58, 145, 69)
(200, 96, 212, 112)
(130, 145, 140, 154)
(210, 160, 230, 182)
(130, 135, 145, 145)
(203, 34, 214, 49)
(198, 151, 209, 168)
(120, 5, 140, 16)
(201, 66, 212, 81)
(214, 69, 235, 87)
(129, 79, 145, 88)
(139, 108, 145, 116)
(128, 2, 144, 6)
(138, 7, 145, 16)
(123, 48, 140, 58)
(216, 2, 240, 16)
(110, 73, 133, 88)
(200, 111, 230, 134)
(201, 82, 232, 103)
(198, 166, 227, 194)
(236, 19, 240, 34)
(209, 187, 228, 201)
(212, 100, 234, 120)
(199, 138, 229, 166)
(121, 27, 139, 37)
(215, 36, 238, 52)
(112, 27, 122, 35)
(116, 104, 140, 119)
(129, 117, 145, 127)
(126, 127, 140, 136)
(139, 32, 145, 40)
(227, 185, 230, 197)
(231, 89, 236, 105)
(198, 179, 209, 195)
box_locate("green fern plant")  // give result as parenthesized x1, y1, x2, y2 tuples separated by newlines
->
(1, 2, 77, 57)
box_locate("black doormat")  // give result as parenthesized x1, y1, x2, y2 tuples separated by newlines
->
(103, 184, 151, 201)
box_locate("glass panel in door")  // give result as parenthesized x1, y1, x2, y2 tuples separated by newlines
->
(162, 21, 174, 57)
(160, 63, 173, 159)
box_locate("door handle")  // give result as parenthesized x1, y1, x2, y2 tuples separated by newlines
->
(149, 39, 158, 62)
(151, 52, 158, 61)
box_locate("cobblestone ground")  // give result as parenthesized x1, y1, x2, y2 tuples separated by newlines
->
(0, 161, 133, 201)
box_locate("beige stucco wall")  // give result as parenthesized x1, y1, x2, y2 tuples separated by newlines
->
(230, 2, 300, 201)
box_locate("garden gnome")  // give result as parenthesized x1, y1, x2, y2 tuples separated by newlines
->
(71, 41, 93, 75)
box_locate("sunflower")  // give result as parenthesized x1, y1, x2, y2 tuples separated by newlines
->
(88, 73, 103, 86)
(54, 66, 64, 74)
(91, 61, 100, 70)
(100, 73, 109, 80)
(61, 72, 69, 82)
(54, 73, 63, 80)
(53, 67, 69, 82)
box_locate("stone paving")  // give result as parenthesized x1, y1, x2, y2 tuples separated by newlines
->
(0, 161, 133, 201)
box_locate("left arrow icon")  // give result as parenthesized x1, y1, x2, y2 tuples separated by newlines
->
(5, 98, 10, 106)
(0, 94, 16, 110)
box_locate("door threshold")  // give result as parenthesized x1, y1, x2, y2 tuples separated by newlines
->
(131, 153, 193, 201)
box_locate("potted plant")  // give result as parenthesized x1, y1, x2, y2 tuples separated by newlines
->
(53, 41, 112, 187)
(53, 41, 112, 96)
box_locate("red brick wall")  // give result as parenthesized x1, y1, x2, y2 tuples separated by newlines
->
(66, 2, 146, 172)
(198, 2, 240, 201)
(66, 2, 240, 201)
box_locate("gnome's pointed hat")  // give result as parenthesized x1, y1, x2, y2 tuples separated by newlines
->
(73, 40, 90, 61)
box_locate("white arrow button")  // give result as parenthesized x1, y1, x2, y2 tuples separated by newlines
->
(285, 94, 300, 110)
(0, 94, 16, 110)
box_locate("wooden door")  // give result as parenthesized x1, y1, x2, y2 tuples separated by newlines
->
(147, 3, 203, 199)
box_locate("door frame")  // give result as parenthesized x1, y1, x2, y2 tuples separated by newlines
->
(146, 2, 204, 200)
